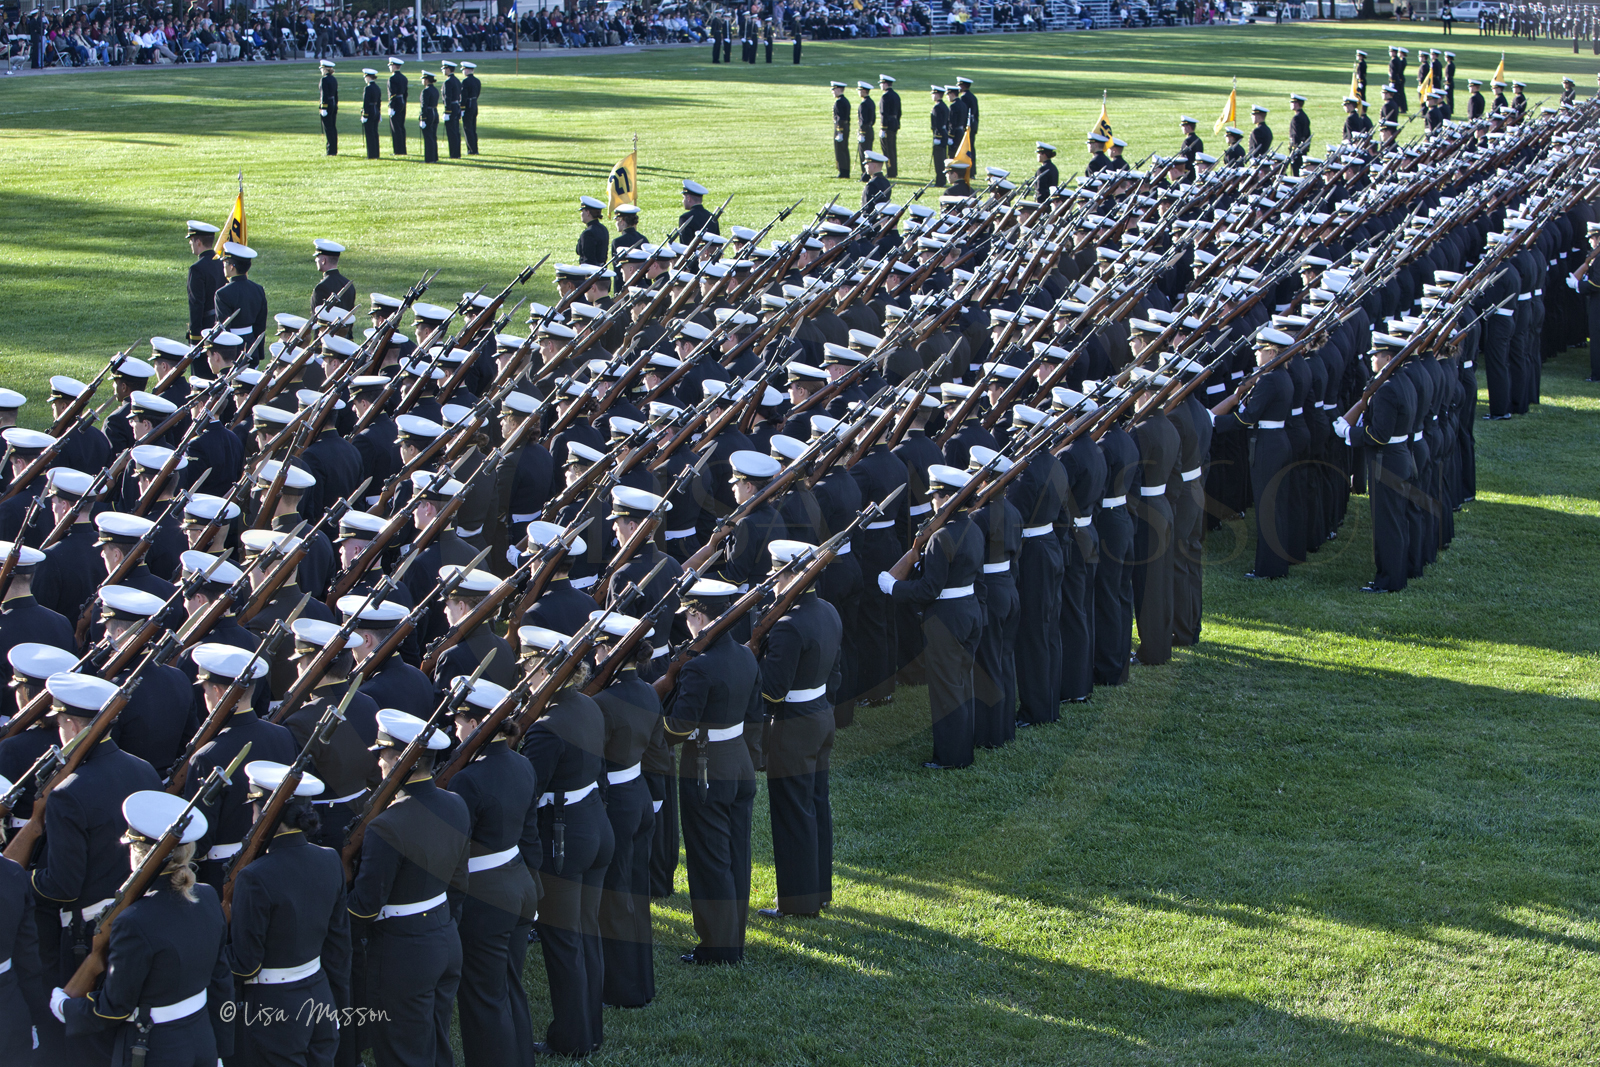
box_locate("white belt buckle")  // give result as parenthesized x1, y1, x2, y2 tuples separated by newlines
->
(378, 891, 448, 920)
(247, 957, 322, 986)
(784, 685, 827, 702)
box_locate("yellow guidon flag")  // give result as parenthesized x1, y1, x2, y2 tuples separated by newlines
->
(607, 151, 638, 215)
(1091, 90, 1113, 140)
(1214, 78, 1238, 134)
(1491, 53, 1505, 86)
(214, 172, 246, 255)
(1418, 66, 1434, 109)
(950, 126, 974, 169)
(1350, 64, 1363, 103)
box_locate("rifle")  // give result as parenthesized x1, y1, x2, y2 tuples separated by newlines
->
(63, 746, 251, 996)
(362, 269, 439, 376)
(746, 496, 897, 651)
(222, 694, 353, 918)
(438, 261, 545, 405)
(590, 452, 710, 602)
(325, 461, 461, 603)
(0, 494, 45, 594)
(4, 634, 178, 864)
(418, 548, 543, 676)
(341, 652, 496, 880)
(583, 566, 702, 695)
(48, 345, 132, 438)
(353, 545, 491, 678)
(501, 519, 594, 654)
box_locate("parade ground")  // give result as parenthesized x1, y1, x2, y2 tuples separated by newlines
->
(4, 22, 1599, 1066)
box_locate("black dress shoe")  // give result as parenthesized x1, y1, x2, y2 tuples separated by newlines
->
(1243, 571, 1278, 580)
(679, 952, 701, 965)
(1359, 584, 1391, 594)
(922, 760, 966, 770)
(532, 1043, 554, 1056)
(1014, 720, 1032, 728)
(758, 907, 818, 919)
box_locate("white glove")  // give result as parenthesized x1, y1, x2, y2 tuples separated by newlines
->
(319, 108, 328, 116)
(50, 987, 68, 1023)
(360, 116, 367, 123)
(1205, 407, 1216, 426)
(419, 121, 427, 129)
(876, 571, 895, 595)
(387, 108, 394, 116)
(1333, 416, 1352, 443)
(835, 133, 843, 142)
(1567, 274, 1580, 291)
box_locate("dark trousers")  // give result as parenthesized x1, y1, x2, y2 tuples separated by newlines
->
(766, 708, 835, 914)
(457, 891, 529, 1067)
(601, 776, 656, 1007)
(820, 552, 862, 725)
(236, 972, 339, 1067)
(1482, 312, 1514, 416)
(1369, 449, 1412, 591)
(464, 105, 478, 153)
(1247, 430, 1293, 578)
(363, 114, 380, 158)
(1092, 504, 1135, 685)
(834, 131, 852, 178)
(858, 126, 873, 168)
(1059, 525, 1096, 702)
(793, 38, 802, 63)
(445, 115, 462, 158)
(34, 913, 116, 1066)
(645, 761, 680, 897)
(321, 111, 338, 155)
(711, 35, 721, 62)
(390, 106, 407, 154)
(0, 973, 27, 1064)
(1589, 300, 1600, 379)
(921, 595, 980, 767)
(852, 527, 899, 702)
(895, 593, 926, 685)
(423, 121, 439, 163)
(366, 915, 461, 1067)
(933, 136, 947, 184)
(973, 571, 1018, 748)
(679, 740, 756, 963)
(1014, 533, 1063, 721)
(1132, 492, 1175, 665)
(536, 794, 613, 1055)
(881, 128, 897, 177)
(1171, 478, 1205, 645)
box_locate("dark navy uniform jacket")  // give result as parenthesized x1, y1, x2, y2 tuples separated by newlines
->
(32, 737, 161, 914)
(348, 774, 471, 926)
(756, 589, 842, 719)
(226, 829, 352, 1007)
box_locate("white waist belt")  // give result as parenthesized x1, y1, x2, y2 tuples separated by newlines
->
(1387, 434, 1410, 444)
(1256, 419, 1286, 429)
(1140, 486, 1165, 497)
(1412, 431, 1422, 441)
(703, 724, 743, 742)
(651, 800, 663, 813)
(538, 781, 600, 807)
(456, 526, 483, 539)
(864, 520, 895, 530)
(835, 541, 851, 555)
(937, 585, 974, 599)
(570, 576, 598, 590)
(1101, 495, 1126, 508)
(511, 512, 541, 525)
(378, 892, 448, 920)
(1022, 524, 1053, 537)
(1180, 467, 1202, 482)
(1291, 407, 1303, 416)
(247, 957, 322, 986)
(607, 763, 643, 785)
(61, 898, 115, 928)
(1205, 384, 1226, 395)
(785, 685, 827, 702)
(149, 990, 207, 1025)
(0, 958, 9, 976)
(908, 502, 933, 516)
(314, 790, 367, 806)
(1534, 288, 1542, 296)
(467, 846, 519, 873)
(1072, 516, 1092, 527)
(1231, 371, 1244, 380)
(1494, 308, 1514, 317)
(663, 527, 696, 540)
(982, 561, 1011, 574)
(1517, 292, 1531, 301)
(206, 842, 242, 862)
(8, 816, 27, 829)
(1463, 361, 1474, 369)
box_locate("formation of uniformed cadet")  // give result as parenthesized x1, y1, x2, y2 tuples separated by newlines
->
(362, 68, 383, 159)
(420, 69, 441, 164)
(824, 73, 978, 183)
(462, 62, 482, 155)
(0, 69, 1595, 1065)
(319, 56, 483, 161)
(388, 57, 410, 155)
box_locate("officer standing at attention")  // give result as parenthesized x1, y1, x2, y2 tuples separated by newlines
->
(214, 242, 269, 344)
(1087, 132, 1112, 173)
(1178, 115, 1204, 162)
(957, 76, 979, 165)
(754, 540, 842, 920)
(710, 9, 723, 63)
(312, 238, 355, 314)
(347, 709, 471, 1067)
(831, 82, 852, 179)
(387, 57, 409, 156)
(612, 204, 647, 258)
(878, 74, 901, 178)
(226, 761, 351, 1067)
(461, 61, 481, 155)
(677, 179, 719, 240)
(185, 220, 225, 343)
(1248, 104, 1274, 157)
(442, 60, 464, 160)
(930, 85, 950, 184)
(1034, 142, 1060, 198)
(318, 58, 339, 156)
(53, 791, 234, 1067)
(882, 464, 983, 770)
(856, 81, 876, 172)
(946, 85, 969, 160)
(361, 68, 383, 160)
(577, 196, 611, 268)
(861, 151, 891, 213)
(1287, 94, 1311, 175)
(420, 70, 441, 164)
(661, 578, 761, 965)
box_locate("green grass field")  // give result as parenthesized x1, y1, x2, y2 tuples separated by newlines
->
(5, 23, 1600, 1066)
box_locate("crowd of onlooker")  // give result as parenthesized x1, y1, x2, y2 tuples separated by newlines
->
(5, 0, 1256, 72)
